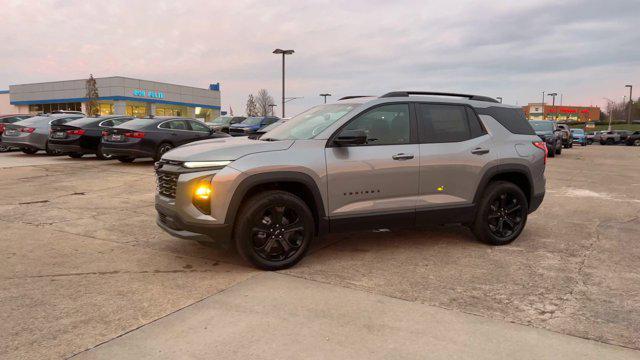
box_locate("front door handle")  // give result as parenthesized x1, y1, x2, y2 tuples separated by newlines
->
(392, 153, 414, 161)
(471, 148, 490, 155)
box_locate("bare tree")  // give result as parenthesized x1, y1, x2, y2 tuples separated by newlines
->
(255, 89, 275, 116)
(246, 94, 258, 117)
(85, 74, 99, 116)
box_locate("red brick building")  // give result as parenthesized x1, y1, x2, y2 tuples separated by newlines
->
(523, 103, 600, 122)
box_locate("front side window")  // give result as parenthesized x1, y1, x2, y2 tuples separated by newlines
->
(418, 104, 471, 143)
(338, 104, 411, 145)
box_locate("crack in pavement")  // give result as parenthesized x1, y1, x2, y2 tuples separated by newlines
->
(5, 266, 221, 280)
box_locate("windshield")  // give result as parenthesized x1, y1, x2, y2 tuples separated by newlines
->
(210, 116, 231, 125)
(240, 117, 264, 126)
(571, 129, 584, 134)
(262, 103, 357, 140)
(529, 121, 554, 132)
(259, 120, 286, 133)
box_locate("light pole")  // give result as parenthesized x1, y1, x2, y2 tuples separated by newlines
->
(603, 97, 614, 131)
(268, 104, 277, 116)
(320, 93, 332, 104)
(273, 48, 294, 117)
(625, 84, 633, 124)
(496, 97, 503, 103)
(547, 92, 558, 120)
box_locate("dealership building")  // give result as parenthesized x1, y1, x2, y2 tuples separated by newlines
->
(523, 103, 600, 122)
(0, 76, 222, 121)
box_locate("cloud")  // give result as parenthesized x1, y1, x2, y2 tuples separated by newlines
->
(0, 0, 638, 114)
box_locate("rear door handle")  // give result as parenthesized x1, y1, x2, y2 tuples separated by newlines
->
(471, 148, 489, 155)
(392, 153, 414, 161)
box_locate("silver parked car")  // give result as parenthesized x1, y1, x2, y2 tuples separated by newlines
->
(154, 91, 546, 270)
(1, 113, 84, 154)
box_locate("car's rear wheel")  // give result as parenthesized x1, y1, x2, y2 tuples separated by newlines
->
(117, 157, 135, 163)
(234, 190, 314, 270)
(634, 139, 640, 146)
(45, 142, 59, 156)
(555, 143, 561, 155)
(21, 148, 38, 154)
(548, 142, 556, 158)
(155, 143, 174, 161)
(68, 153, 83, 158)
(606, 138, 615, 145)
(96, 145, 114, 160)
(471, 181, 528, 245)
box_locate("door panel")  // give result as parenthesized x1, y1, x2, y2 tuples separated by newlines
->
(326, 144, 420, 218)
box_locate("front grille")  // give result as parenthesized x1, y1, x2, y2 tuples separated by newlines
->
(156, 171, 179, 198)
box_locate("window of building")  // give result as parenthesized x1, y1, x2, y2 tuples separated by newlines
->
(28, 102, 81, 114)
(99, 103, 114, 116)
(126, 105, 149, 118)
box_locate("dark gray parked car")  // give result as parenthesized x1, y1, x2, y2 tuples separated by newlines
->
(530, 120, 563, 157)
(154, 91, 546, 270)
(1, 113, 84, 154)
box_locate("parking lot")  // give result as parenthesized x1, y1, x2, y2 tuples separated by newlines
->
(1, 145, 639, 359)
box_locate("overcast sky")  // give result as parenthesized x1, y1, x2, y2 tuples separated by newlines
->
(1, 0, 638, 115)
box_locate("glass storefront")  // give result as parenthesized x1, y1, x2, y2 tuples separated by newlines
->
(28, 102, 82, 114)
(155, 105, 186, 117)
(126, 103, 149, 118)
(99, 102, 114, 115)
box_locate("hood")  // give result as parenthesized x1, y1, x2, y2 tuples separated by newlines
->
(162, 136, 294, 162)
(230, 123, 258, 129)
(535, 130, 553, 136)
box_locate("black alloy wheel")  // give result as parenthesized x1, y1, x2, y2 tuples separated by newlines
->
(235, 190, 313, 270)
(471, 181, 528, 245)
(155, 143, 174, 161)
(487, 192, 526, 240)
(96, 144, 114, 160)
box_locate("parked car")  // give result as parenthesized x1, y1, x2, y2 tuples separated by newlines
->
(530, 120, 562, 157)
(101, 116, 230, 162)
(0, 114, 34, 152)
(154, 91, 546, 270)
(625, 131, 640, 146)
(570, 128, 587, 146)
(556, 123, 573, 148)
(247, 118, 289, 139)
(208, 116, 246, 133)
(586, 131, 604, 145)
(228, 116, 280, 136)
(1, 113, 84, 154)
(599, 130, 631, 145)
(48, 115, 134, 159)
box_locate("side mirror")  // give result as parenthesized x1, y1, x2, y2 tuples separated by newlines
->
(333, 129, 367, 146)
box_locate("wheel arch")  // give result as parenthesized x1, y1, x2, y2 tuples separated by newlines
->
(225, 171, 328, 236)
(474, 165, 533, 209)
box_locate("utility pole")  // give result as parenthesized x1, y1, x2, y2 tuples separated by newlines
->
(273, 49, 295, 117)
(603, 98, 614, 131)
(319, 93, 332, 104)
(626, 85, 633, 124)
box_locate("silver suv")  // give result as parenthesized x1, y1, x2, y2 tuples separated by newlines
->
(155, 91, 546, 270)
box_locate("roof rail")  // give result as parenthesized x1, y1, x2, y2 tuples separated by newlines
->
(380, 91, 499, 103)
(338, 95, 376, 101)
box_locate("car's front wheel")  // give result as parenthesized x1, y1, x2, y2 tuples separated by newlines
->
(471, 181, 528, 245)
(96, 144, 114, 160)
(155, 143, 174, 161)
(234, 190, 314, 270)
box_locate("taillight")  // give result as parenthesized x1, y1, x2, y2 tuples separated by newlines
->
(533, 141, 547, 164)
(20, 127, 35, 133)
(101, 131, 109, 137)
(124, 131, 145, 139)
(0, 124, 5, 132)
(66, 129, 85, 136)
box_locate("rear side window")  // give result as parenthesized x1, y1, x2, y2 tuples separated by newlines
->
(474, 106, 535, 135)
(417, 104, 483, 143)
(189, 121, 210, 132)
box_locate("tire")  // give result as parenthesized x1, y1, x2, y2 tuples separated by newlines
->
(548, 142, 556, 158)
(0, 145, 9, 152)
(234, 190, 314, 270)
(155, 142, 174, 161)
(117, 157, 135, 163)
(68, 153, 83, 158)
(471, 181, 528, 246)
(96, 144, 114, 160)
(21, 148, 38, 154)
(634, 139, 640, 147)
(606, 138, 614, 145)
(555, 142, 561, 155)
(568, 142, 573, 148)
(581, 142, 586, 146)
(45, 142, 60, 156)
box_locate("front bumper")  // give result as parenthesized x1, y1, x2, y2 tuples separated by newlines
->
(155, 203, 232, 243)
(529, 192, 545, 213)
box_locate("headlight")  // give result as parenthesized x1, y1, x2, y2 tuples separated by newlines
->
(192, 177, 213, 214)
(183, 160, 231, 169)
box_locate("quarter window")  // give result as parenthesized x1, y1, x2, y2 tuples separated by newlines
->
(418, 104, 482, 143)
(338, 104, 411, 145)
